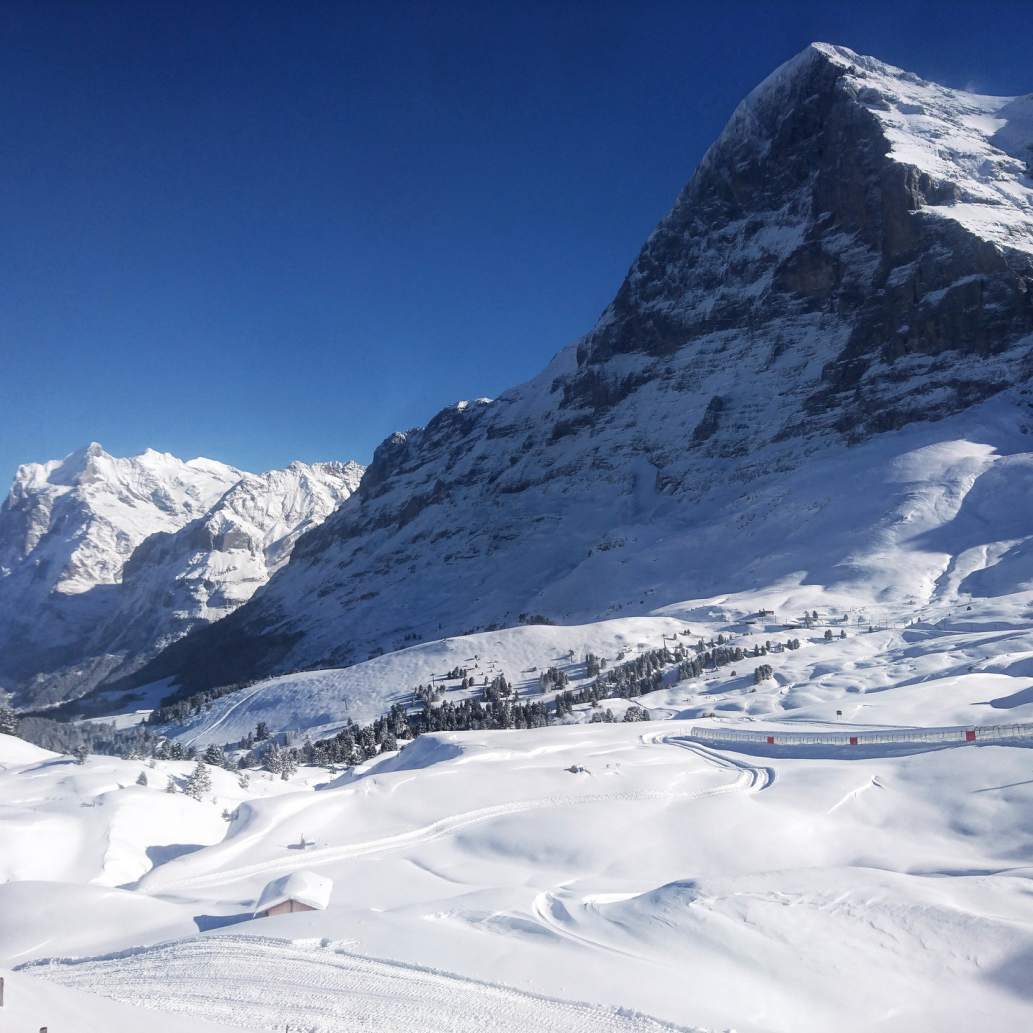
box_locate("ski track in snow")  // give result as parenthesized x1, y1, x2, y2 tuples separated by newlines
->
(151, 733, 771, 894)
(656, 735, 775, 792)
(182, 683, 272, 749)
(29, 934, 704, 1033)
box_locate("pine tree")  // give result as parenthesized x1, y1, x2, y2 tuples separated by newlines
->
(73, 744, 89, 765)
(165, 776, 178, 793)
(264, 742, 284, 775)
(184, 760, 212, 801)
(203, 744, 226, 768)
(136, 771, 148, 786)
(0, 704, 17, 736)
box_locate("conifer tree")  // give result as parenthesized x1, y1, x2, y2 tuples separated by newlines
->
(0, 704, 17, 736)
(185, 760, 212, 801)
(203, 744, 226, 768)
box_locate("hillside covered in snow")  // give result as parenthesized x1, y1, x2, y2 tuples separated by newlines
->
(4, 693, 1033, 1032)
(0, 444, 362, 708)
(132, 42, 1033, 698)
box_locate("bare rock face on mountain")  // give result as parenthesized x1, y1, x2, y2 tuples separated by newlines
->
(120, 45, 1033, 693)
(0, 446, 362, 707)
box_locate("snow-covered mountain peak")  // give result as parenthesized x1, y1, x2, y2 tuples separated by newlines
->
(718, 42, 1033, 255)
(0, 446, 365, 706)
(835, 50, 1033, 254)
(0, 444, 243, 587)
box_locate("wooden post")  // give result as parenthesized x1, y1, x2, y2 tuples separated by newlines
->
(0, 974, 4, 1006)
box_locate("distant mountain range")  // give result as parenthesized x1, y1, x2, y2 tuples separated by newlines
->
(0, 443, 362, 706)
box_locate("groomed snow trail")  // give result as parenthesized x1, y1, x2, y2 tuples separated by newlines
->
(653, 734, 775, 791)
(151, 731, 771, 894)
(181, 682, 271, 749)
(29, 935, 704, 1033)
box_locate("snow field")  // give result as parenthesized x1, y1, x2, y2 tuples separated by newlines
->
(0, 966, 241, 1033)
(29, 935, 704, 1033)
(8, 722, 1031, 1032)
(0, 737, 320, 889)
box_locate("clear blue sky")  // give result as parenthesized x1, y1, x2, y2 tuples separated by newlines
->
(3, 1, 1032, 487)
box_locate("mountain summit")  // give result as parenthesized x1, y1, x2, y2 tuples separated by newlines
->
(72, 45, 1033, 695)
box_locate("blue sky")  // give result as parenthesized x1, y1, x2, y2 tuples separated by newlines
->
(3, 1, 1033, 487)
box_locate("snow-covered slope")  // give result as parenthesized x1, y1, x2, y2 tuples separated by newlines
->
(138, 42, 1033, 696)
(0, 446, 362, 707)
(0, 967, 240, 1033)
(4, 719, 1032, 1033)
(151, 399, 1033, 749)
(161, 614, 695, 746)
(825, 43, 1033, 253)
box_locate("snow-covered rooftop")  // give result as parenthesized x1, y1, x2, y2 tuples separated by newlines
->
(254, 870, 333, 915)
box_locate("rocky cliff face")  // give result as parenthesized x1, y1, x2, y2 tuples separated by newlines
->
(121, 45, 1033, 693)
(0, 447, 362, 707)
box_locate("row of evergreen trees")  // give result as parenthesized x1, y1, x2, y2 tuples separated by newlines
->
(3, 625, 808, 771)
(147, 679, 255, 726)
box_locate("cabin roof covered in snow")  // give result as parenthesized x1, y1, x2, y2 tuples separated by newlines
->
(254, 870, 332, 914)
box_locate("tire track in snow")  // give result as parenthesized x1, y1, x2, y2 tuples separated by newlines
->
(27, 934, 704, 1033)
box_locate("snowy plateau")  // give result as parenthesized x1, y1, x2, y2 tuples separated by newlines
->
(3, 42, 1033, 1033)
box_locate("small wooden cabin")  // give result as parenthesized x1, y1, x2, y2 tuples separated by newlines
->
(254, 870, 332, 918)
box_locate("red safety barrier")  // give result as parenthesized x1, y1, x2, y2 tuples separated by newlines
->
(849, 736, 858, 745)
(965, 730, 976, 742)
(766, 736, 775, 744)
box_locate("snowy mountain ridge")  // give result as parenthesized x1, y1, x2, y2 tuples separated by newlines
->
(718, 44, 1033, 258)
(0, 444, 363, 707)
(0, 442, 242, 592)
(132, 42, 1033, 697)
